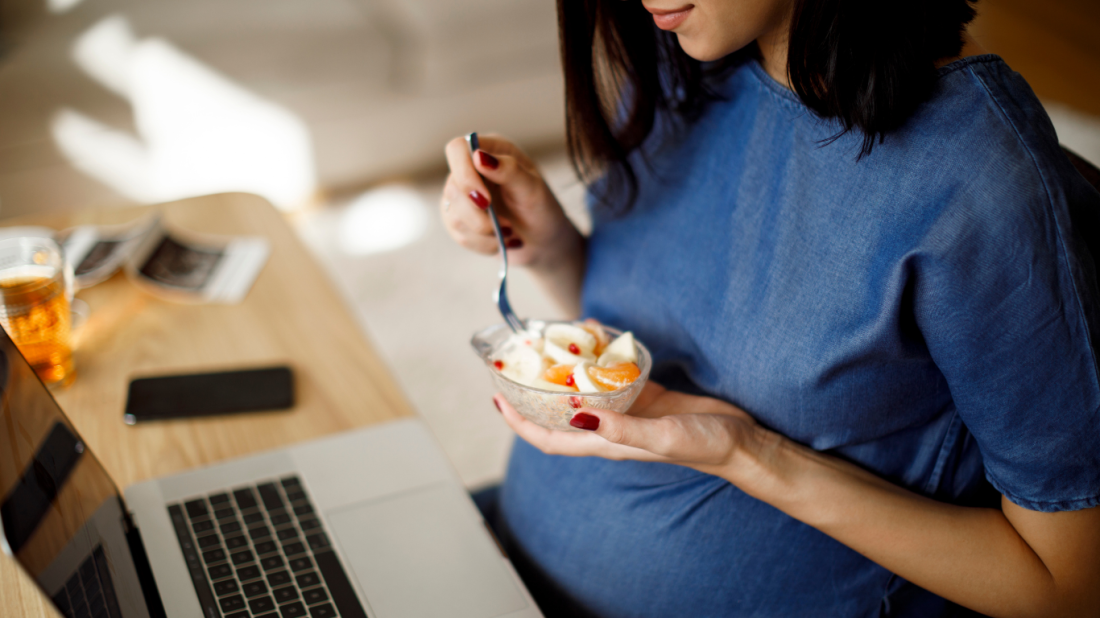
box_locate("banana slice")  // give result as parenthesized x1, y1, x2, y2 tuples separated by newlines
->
(597, 331, 637, 367)
(571, 360, 607, 393)
(496, 344, 546, 386)
(545, 323, 598, 356)
(544, 339, 596, 365)
(516, 330, 544, 353)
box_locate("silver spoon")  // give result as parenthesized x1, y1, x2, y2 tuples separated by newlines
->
(467, 132, 525, 333)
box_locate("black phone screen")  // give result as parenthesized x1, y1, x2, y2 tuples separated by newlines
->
(124, 366, 294, 424)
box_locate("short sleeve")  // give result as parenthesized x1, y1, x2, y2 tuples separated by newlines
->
(912, 87, 1100, 512)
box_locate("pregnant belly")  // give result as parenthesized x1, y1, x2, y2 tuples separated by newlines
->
(499, 439, 893, 618)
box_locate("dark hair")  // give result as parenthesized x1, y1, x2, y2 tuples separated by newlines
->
(557, 0, 978, 211)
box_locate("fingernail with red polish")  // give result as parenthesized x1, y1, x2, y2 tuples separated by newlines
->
(478, 151, 499, 170)
(506, 238, 523, 249)
(569, 412, 599, 431)
(500, 225, 513, 237)
(493, 398, 502, 413)
(469, 191, 490, 209)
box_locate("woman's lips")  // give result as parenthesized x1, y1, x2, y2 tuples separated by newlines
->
(648, 5, 692, 30)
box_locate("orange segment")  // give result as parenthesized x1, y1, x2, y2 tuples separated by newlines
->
(543, 363, 578, 389)
(587, 362, 641, 390)
(581, 319, 611, 355)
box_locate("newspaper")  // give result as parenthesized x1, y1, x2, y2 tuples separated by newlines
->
(44, 215, 268, 304)
(62, 215, 159, 289)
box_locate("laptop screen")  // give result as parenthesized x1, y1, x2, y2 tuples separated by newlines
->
(0, 323, 140, 617)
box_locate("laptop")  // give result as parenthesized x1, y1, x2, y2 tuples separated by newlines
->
(0, 324, 542, 618)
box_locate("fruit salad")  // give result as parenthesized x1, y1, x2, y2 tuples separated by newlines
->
(491, 320, 642, 393)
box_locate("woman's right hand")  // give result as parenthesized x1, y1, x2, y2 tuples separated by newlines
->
(441, 134, 581, 272)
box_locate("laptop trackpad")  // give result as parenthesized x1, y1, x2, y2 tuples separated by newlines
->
(325, 483, 527, 618)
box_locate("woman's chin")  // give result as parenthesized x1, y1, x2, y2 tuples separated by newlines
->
(676, 35, 747, 63)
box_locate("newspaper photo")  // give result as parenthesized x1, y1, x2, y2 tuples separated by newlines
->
(127, 223, 269, 304)
(61, 215, 159, 289)
(2, 215, 268, 304)
(137, 235, 225, 291)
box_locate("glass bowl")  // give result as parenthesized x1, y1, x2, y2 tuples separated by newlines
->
(471, 320, 653, 431)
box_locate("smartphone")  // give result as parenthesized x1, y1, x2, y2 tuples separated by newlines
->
(124, 366, 294, 424)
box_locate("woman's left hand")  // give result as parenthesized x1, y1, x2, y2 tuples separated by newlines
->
(494, 382, 777, 481)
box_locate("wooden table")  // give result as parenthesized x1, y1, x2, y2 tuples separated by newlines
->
(0, 193, 416, 617)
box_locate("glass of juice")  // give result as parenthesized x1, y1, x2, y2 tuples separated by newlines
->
(0, 237, 75, 386)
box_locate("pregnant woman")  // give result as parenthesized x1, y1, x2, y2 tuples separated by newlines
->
(440, 0, 1100, 615)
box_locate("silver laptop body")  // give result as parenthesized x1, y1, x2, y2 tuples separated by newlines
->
(0, 323, 542, 618)
(127, 420, 540, 618)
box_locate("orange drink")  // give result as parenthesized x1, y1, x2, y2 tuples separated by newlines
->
(0, 238, 75, 386)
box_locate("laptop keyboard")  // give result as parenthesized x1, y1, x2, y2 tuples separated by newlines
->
(168, 476, 367, 618)
(51, 545, 123, 618)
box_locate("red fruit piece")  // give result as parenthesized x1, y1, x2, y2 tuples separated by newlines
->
(493, 360, 504, 370)
(543, 364, 578, 391)
(565, 374, 575, 387)
(568, 343, 580, 355)
(568, 396, 583, 409)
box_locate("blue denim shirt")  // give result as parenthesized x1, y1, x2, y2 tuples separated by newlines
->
(496, 56, 1100, 617)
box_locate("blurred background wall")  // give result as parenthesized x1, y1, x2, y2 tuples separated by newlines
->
(0, 0, 1098, 218)
(970, 0, 1100, 117)
(969, 0, 1100, 165)
(0, 0, 565, 216)
(0, 0, 1098, 488)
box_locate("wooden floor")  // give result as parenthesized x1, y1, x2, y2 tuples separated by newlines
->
(970, 0, 1100, 117)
